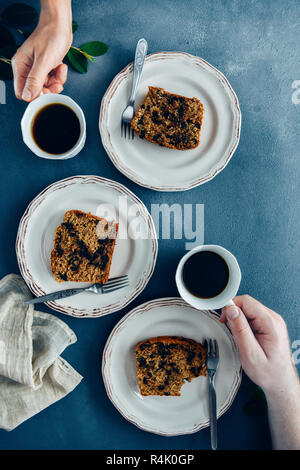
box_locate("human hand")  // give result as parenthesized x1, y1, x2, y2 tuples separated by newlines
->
(220, 295, 298, 396)
(11, 2, 72, 101)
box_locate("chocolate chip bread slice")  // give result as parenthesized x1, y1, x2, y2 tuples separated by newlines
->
(131, 86, 204, 150)
(135, 336, 207, 396)
(51, 210, 118, 283)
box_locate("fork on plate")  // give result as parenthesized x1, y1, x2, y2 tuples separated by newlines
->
(24, 275, 129, 305)
(203, 338, 219, 450)
(121, 38, 148, 139)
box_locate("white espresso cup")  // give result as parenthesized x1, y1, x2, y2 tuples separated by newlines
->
(176, 244, 241, 310)
(21, 93, 86, 160)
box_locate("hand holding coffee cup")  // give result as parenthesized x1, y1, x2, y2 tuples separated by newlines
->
(176, 245, 241, 310)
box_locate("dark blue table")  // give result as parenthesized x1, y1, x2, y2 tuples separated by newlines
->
(0, 0, 299, 450)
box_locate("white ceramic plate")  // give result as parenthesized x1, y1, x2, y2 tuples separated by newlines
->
(102, 297, 241, 436)
(100, 52, 241, 191)
(16, 175, 157, 318)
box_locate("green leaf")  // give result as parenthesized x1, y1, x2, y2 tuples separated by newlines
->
(80, 41, 108, 56)
(72, 20, 78, 34)
(0, 44, 18, 59)
(1, 3, 38, 26)
(67, 47, 88, 74)
(0, 24, 15, 46)
(243, 399, 267, 417)
(0, 57, 12, 79)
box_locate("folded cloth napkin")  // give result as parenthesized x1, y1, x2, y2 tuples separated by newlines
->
(0, 274, 83, 431)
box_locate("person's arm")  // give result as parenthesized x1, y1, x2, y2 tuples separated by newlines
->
(266, 375, 300, 450)
(221, 295, 300, 450)
(11, 0, 72, 101)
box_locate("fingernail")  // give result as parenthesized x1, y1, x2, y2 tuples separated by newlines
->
(22, 87, 32, 101)
(225, 305, 240, 321)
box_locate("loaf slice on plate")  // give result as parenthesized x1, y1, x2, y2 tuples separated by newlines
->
(51, 210, 118, 283)
(135, 336, 207, 396)
(131, 86, 204, 150)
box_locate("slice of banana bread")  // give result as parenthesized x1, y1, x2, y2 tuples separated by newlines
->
(135, 336, 207, 396)
(131, 86, 204, 150)
(51, 210, 118, 283)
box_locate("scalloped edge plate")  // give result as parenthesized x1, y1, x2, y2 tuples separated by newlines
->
(16, 175, 158, 318)
(100, 52, 241, 191)
(102, 297, 242, 435)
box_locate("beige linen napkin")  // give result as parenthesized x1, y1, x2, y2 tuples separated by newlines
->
(0, 274, 83, 431)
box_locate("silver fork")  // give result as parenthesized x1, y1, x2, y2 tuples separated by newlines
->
(24, 275, 129, 305)
(203, 338, 219, 450)
(121, 38, 148, 139)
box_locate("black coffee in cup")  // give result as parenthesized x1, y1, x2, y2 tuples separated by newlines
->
(182, 251, 229, 299)
(31, 103, 81, 154)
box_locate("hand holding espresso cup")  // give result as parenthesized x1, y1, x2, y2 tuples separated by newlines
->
(176, 246, 300, 449)
(176, 245, 298, 395)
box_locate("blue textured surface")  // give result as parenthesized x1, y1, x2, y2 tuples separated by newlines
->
(0, 0, 299, 450)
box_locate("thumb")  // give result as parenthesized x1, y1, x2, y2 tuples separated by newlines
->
(22, 59, 48, 101)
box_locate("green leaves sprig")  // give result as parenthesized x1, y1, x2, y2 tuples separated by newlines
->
(0, 2, 109, 80)
(67, 41, 109, 74)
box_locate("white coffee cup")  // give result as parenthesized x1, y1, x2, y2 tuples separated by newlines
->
(21, 93, 86, 160)
(176, 244, 241, 310)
